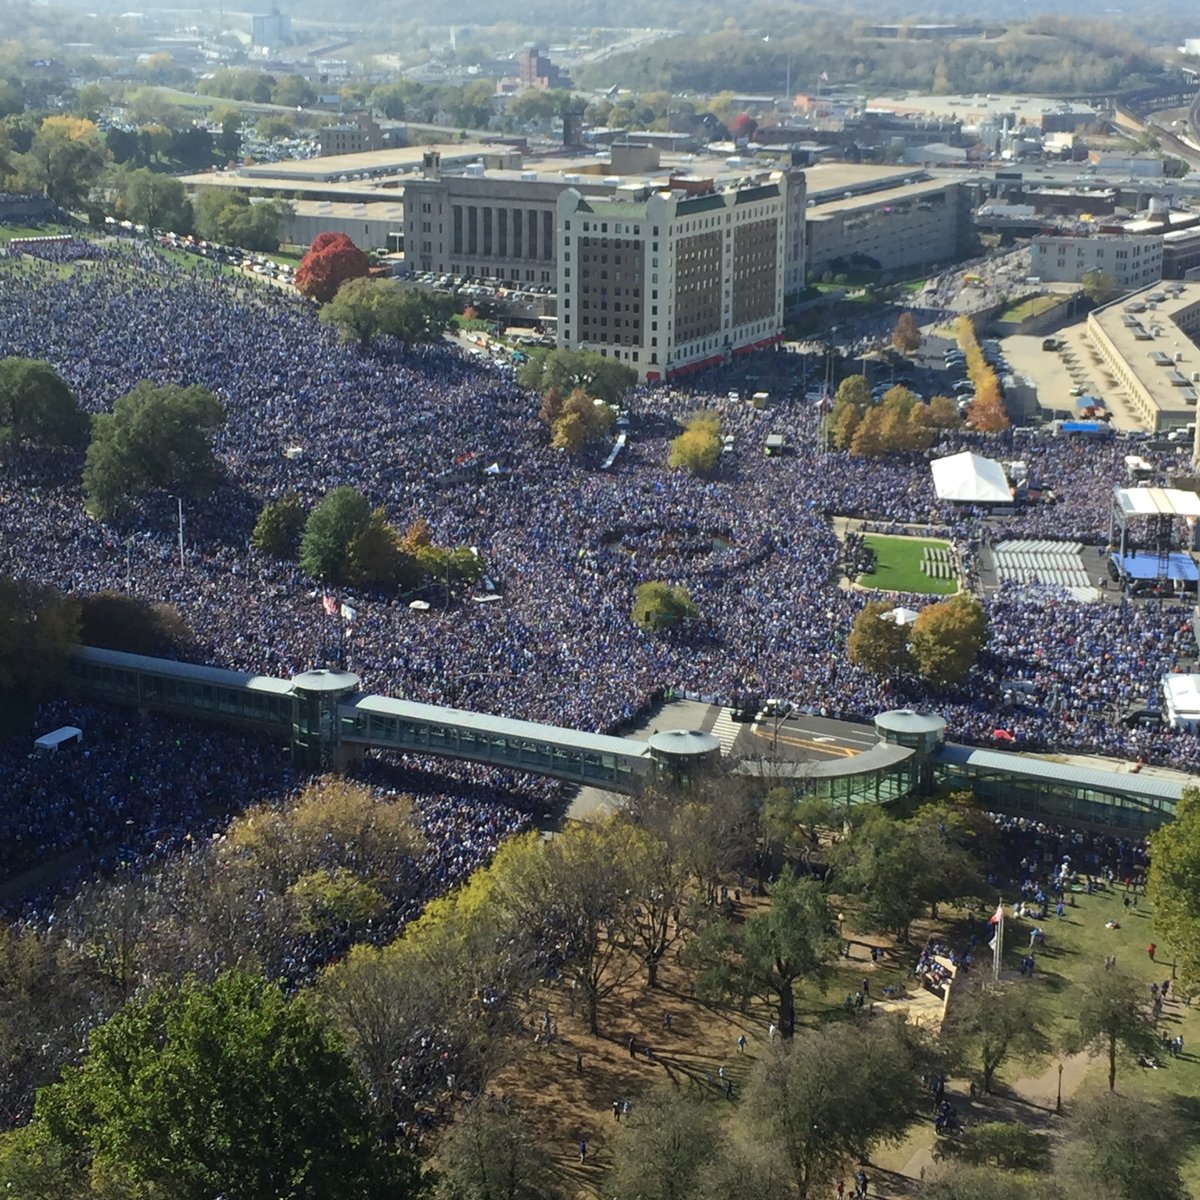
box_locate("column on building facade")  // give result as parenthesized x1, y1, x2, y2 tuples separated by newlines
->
(467, 207, 478, 257)
(512, 207, 523, 259)
(452, 205, 463, 256)
(498, 209, 508, 259)
(482, 207, 493, 258)
(542, 210, 553, 261)
(528, 209, 538, 262)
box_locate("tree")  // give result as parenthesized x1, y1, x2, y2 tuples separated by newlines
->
(547, 386, 614, 453)
(210, 104, 242, 161)
(0, 578, 80, 703)
(747, 1018, 926, 1197)
(834, 374, 872, 409)
(908, 594, 987, 687)
(28, 971, 416, 1200)
(1059, 1090, 1188, 1200)
(923, 1165, 1052, 1200)
(947, 982, 1051, 1094)
(0, 357, 88, 455)
(632, 580, 698, 633)
(272, 75, 315, 108)
(609, 1090, 727, 1200)
(689, 869, 838, 1038)
(1068, 965, 1158, 1091)
(78, 591, 191, 656)
(82, 381, 226, 520)
(967, 372, 1010, 435)
(927, 393, 961, 429)
(346, 506, 413, 588)
(320, 278, 454, 347)
(933, 1122, 1049, 1170)
(1148, 787, 1200, 992)
(847, 599, 910, 676)
(849, 404, 887, 457)
(298, 486, 371, 581)
(16, 116, 106, 207)
(891, 310, 922, 354)
(432, 1101, 563, 1200)
(1080, 269, 1120, 306)
(251, 491, 306, 558)
(830, 806, 980, 941)
(829, 398, 861, 449)
(487, 823, 645, 1036)
(119, 166, 192, 233)
(518, 348, 635, 407)
(296, 232, 372, 305)
(669, 409, 722, 474)
(193, 187, 291, 251)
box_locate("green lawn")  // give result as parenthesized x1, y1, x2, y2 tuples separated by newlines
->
(0, 223, 69, 243)
(857, 534, 959, 595)
(996, 887, 1200, 1191)
(995, 294, 1065, 324)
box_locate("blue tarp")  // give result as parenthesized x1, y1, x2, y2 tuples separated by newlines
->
(1111, 551, 1200, 582)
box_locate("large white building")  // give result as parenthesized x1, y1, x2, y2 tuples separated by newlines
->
(1031, 232, 1164, 290)
(556, 174, 788, 381)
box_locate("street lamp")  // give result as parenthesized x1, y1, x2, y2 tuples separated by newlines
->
(1056, 1061, 1063, 1114)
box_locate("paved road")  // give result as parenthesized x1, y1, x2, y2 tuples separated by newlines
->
(733, 711, 879, 762)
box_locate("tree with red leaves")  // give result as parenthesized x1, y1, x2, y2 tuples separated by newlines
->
(295, 233, 371, 304)
(729, 112, 758, 141)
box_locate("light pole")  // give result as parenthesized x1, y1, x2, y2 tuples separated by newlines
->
(1055, 1061, 1063, 1114)
(170, 495, 185, 569)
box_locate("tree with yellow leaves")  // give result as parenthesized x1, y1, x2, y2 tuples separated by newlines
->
(16, 115, 106, 206)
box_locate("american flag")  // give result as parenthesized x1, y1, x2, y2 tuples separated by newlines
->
(322, 594, 337, 616)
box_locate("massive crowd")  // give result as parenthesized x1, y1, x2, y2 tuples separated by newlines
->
(2, 245, 1198, 763)
(0, 234, 1193, 1136)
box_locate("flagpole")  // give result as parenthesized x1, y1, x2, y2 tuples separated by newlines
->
(993, 903, 1003, 981)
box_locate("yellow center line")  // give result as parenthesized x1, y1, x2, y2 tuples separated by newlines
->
(751, 729, 857, 757)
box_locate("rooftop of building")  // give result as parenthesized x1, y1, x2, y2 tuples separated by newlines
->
(865, 92, 1098, 125)
(1090, 281, 1200, 417)
(806, 175, 960, 219)
(236, 142, 510, 182)
(291, 199, 405, 219)
(802, 161, 930, 203)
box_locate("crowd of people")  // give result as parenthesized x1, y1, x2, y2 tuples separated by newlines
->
(2, 243, 1199, 773)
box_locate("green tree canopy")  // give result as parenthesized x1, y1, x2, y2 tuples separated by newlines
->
(1059, 1089, 1188, 1200)
(118, 166, 192, 233)
(1067, 965, 1159, 1090)
(908, 594, 987, 687)
(632, 580, 698, 633)
(1080, 269, 1121, 306)
(609, 1090, 728, 1200)
(82, 381, 226, 520)
(193, 187, 291, 251)
(24, 971, 415, 1200)
(431, 1100, 563, 1200)
(15, 115, 106, 207)
(251, 490, 307, 558)
(1148, 786, 1200, 992)
(688, 868, 839, 1038)
(946, 981, 1051, 1093)
(747, 1018, 926, 1197)
(320, 278, 455, 346)
(831, 805, 981, 940)
(0, 357, 88, 455)
(298, 486, 371, 581)
(518, 347, 635, 406)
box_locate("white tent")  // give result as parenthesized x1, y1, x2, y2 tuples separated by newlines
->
(931, 452, 1012, 504)
(880, 606, 920, 626)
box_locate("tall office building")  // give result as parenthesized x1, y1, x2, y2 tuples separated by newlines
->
(556, 173, 788, 380)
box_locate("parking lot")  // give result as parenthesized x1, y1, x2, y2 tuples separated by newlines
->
(999, 324, 1147, 432)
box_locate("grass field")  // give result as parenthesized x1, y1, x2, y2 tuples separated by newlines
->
(995, 294, 1065, 324)
(857, 534, 959, 595)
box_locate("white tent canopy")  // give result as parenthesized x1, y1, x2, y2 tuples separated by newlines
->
(931, 451, 1012, 504)
(880, 606, 920, 626)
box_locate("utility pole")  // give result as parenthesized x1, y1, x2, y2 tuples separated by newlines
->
(176, 496, 185, 570)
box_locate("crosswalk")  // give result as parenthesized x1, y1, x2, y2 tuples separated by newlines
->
(709, 707, 741, 754)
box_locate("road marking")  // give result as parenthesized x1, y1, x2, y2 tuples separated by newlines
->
(750, 725, 857, 757)
(709, 708, 742, 754)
